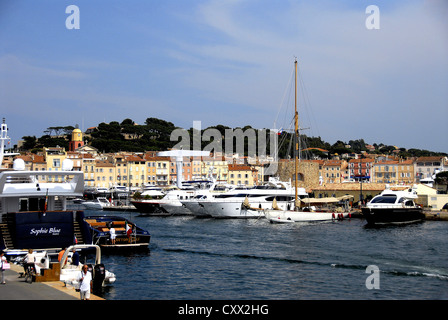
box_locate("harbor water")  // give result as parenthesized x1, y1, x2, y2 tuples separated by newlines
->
(86, 209, 448, 300)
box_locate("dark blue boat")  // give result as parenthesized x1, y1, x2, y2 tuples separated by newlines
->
(84, 215, 151, 251)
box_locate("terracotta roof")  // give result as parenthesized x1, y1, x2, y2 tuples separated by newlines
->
(125, 155, 144, 162)
(95, 160, 114, 167)
(32, 155, 45, 163)
(348, 158, 374, 163)
(228, 164, 252, 171)
(375, 160, 399, 165)
(144, 156, 170, 161)
(416, 156, 446, 162)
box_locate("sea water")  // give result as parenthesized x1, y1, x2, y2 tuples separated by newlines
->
(84, 210, 448, 301)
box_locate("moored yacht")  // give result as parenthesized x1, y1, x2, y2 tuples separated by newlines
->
(0, 149, 91, 251)
(361, 185, 424, 225)
(131, 181, 212, 216)
(180, 183, 237, 217)
(262, 59, 352, 224)
(199, 179, 304, 218)
(83, 197, 112, 210)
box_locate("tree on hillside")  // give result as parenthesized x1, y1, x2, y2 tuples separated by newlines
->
(21, 136, 37, 150)
(348, 139, 367, 153)
(330, 140, 352, 155)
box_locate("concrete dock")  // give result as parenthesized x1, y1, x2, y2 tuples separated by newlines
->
(0, 262, 104, 300)
(424, 210, 448, 221)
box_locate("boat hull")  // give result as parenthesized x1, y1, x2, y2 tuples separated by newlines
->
(264, 209, 346, 223)
(201, 201, 265, 218)
(84, 203, 105, 210)
(0, 210, 92, 251)
(131, 200, 192, 216)
(361, 207, 425, 225)
(181, 201, 211, 217)
(131, 200, 171, 216)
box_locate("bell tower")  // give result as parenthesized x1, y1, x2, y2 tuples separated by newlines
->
(69, 125, 84, 151)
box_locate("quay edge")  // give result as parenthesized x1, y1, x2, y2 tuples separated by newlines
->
(423, 211, 448, 221)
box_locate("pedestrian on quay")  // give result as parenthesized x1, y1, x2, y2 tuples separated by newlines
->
(77, 264, 92, 300)
(23, 249, 36, 274)
(1, 251, 7, 284)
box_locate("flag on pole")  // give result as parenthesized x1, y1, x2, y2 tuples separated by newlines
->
(125, 221, 132, 238)
(44, 189, 48, 212)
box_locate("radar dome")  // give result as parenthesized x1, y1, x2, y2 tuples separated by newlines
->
(13, 158, 25, 171)
(62, 159, 74, 171)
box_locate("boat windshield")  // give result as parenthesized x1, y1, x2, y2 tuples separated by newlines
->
(370, 195, 397, 204)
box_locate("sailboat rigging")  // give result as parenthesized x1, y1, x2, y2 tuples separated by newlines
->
(263, 59, 352, 223)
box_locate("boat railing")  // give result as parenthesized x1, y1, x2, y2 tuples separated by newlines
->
(4, 176, 35, 184)
(366, 204, 420, 209)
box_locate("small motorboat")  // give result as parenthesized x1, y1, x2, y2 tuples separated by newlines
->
(83, 197, 112, 210)
(59, 244, 116, 290)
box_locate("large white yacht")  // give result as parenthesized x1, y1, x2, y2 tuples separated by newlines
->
(197, 178, 306, 218)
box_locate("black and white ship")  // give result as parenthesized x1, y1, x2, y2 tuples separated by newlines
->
(362, 185, 425, 225)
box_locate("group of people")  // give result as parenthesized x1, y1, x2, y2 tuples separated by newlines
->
(0, 247, 93, 300)
(58, 247, 80, 266)
(0, 249, 36, 285)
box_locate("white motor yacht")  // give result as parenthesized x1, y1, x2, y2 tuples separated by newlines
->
(83, 197, 112, 210)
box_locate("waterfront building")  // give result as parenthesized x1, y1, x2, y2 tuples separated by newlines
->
(228, 164, 257, 186)
(44, 147, 67, 182)
(66, 151, 84, 171)
(372, 160, 399, 184)
(397, 159, 415, 185)
(82, 153, 96, 187)
(169, 157, 194, 185)
(31, 155, 46, 176)
(191, 157, 202, 180)
(312, 182, 386, 203)
(319, 159, 348, 184)
(415, 156, 448, 182)
(95, 160, 116, 188)
(146, 156, 170, 186)
(143, 156, 157, 186)
(348, 158, 374, 182)
(113, 154, 128, 187)
(201, 155, 229, 183)
(125, 155, 146, 188)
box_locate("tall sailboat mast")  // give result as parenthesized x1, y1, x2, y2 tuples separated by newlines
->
(294, 58, 299, 210)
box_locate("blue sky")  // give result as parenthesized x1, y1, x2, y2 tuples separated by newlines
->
(1, 0, 447, 152)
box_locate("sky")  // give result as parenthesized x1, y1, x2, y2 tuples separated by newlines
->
(1, 0, 447, 153)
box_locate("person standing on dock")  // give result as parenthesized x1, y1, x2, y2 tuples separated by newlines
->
(77, 264, 93, 300)
(1, 251, 7, 284)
